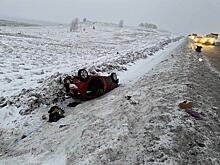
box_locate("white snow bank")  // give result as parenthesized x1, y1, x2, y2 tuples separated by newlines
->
(119, 39, 183, 84)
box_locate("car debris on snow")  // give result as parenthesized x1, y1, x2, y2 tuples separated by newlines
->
(48, 105, 65, 122)
(178, 101, 202, 120)
(125, 95, 139, 105)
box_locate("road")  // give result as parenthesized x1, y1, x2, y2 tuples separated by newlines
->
(193, 41, 220, 72)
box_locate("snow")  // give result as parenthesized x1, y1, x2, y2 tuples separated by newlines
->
(0, 22, 178, 98)
(3, 22, 219, 165)
(0, 22, 181, 130)
(0, 22, 183, 164)
(119, 40, 182, 84)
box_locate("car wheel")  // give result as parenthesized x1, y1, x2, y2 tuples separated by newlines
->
(110, 73, 118, 83)
(78, 69, 88, 80)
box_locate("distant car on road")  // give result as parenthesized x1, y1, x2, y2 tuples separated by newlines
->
(188, 33, 197, 40)
(205, 33, 219, 45)
(194, 36, 203, 43)
(193, 33, 218, 45)
(64, 69, 119, 100)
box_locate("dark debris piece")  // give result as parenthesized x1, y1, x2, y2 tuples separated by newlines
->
(67, 101, 81, 107)
(185, 109, 202, 120)
(59, 124, 67, 128)
(125, 96, 132, 100)
(195, 141, 205, 147)
(21, 135, 27, 139)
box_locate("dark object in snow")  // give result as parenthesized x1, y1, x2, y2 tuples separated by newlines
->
(117, 52, 119, 54)
(42, 114, 47, 120)
(129, 99, 138, 105)
(195, 45, 202, 52)
(125, 95, 138, 105)
(185, 109, 202, 120)
(0, 97, 6, 103)
(195, 141, 205, 147)
(21, 135, 27, 139)
(178, 101, 202, 120)
(0, 99, 13, 108)
(125, 95, 132, 100)
(59, 124, 67, 128)
(67, 101, 81, 107)
(19, 109, 32, 115)
(211, 106, 218, 110)
(178, 101, 193, 109)
(0, 102, 7, 108)
(92, 26, 95, 30)
(64, 69, 119, 100)
(48, 106, 65, 122)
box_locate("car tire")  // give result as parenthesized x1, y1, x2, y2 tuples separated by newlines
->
(78, 69, 88, 80)
(110, 73, 118, 83)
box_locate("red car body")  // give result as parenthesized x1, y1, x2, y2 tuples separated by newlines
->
(64, 72, 119, 100)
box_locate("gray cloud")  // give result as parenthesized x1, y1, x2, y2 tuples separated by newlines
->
(0, 0, 219, 34)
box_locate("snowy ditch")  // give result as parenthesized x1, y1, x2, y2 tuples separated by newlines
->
(119, 39, 183, 84)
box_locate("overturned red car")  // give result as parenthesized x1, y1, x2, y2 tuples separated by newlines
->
(63, 69, 119, 100)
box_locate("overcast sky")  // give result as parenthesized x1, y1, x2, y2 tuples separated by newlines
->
(0, 0, 220, 34)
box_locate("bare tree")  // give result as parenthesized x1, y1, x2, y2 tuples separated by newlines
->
(139, 23, 144, 27)
(70, 20, 74, 32)
(119, 19, 124, 28)
(83, 18, 87, 22)
(144, 23, 158, 29)
(139, 22, 158, 29)
(70, 18, 79, 32)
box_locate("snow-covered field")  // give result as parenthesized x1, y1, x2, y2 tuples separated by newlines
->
(0, 22, 178, 98)
(4, 22, 220, 165)
(0, 22, 180, 126)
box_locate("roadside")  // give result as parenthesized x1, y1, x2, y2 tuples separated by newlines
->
(175, 40, 220, 164)
(201, 42, 220, 74)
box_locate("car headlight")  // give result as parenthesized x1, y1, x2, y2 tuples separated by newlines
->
(203, 38, 208, 43)
(209, 38, 216, 44)
(194, 38, 199, 42)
